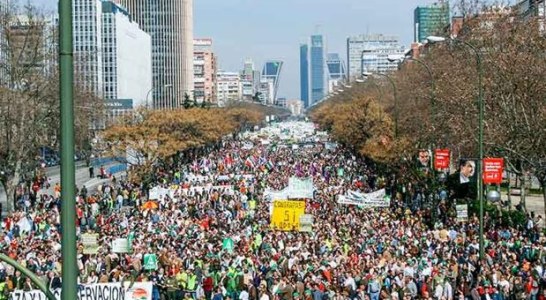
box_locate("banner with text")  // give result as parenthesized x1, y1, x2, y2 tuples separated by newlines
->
(434, 149, 450, 170)
(287, 177, 314, 199)
(11, 282, 153, 300)
(337, 189, 390, 207)
(483, 158, 504, 185)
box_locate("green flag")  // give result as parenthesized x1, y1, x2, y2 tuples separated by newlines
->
(223, 238, 234, 253)
(143, 253, 158, 270)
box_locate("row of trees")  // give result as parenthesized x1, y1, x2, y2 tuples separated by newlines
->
(0, 2, 101, 211)
(102, 103, 288, 183)
(310, 6, 546, 209)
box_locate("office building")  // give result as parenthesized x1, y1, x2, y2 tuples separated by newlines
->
(216, 71, 241, 104)
(118, 0, 194, 109)
(346, 34, 405, 80)
(73, 0, 104, 96)
(299, 44, 309, 107)
(309, 35, 326, 106)
(258, 78, 275, 104)
(300, 34, 326, 108)
(326, 53, 346, 93)
(193, 38, 217, 103)
(414, 1, 450, 43)
(262, 60, 283, 102)
(101, 1, 152, 109)
(240, 58, 261, 101)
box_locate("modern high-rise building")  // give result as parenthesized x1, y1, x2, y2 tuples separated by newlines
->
(118, 0, 194, 109)
(262, 60, 283, 102)
(309, 35, 326, 106)
(346, 34, 405, 80)
(300, 35, 326, 108)
(193, 38, 217, 103)
(101, 1, 152, 109)
(414, 1, 450, 43)
(299, 44, 309, 107)
(73, 0, 104, 96)
(240, 58, 261, 101)
(326, 53, 346, 93)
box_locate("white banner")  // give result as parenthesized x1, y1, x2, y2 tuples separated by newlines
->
(11, 282, 153, 300)
(337, 189, 390, 207)
(264, 187, 290, 201)
(112, 238, 130, 253)
(287, 177, 314, 199)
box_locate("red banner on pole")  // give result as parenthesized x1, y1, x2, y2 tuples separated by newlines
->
(483, 158, 504, 184)
(434, 149, 450, 170)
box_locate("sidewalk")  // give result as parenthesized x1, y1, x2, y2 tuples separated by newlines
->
(502, 193, 545, 217)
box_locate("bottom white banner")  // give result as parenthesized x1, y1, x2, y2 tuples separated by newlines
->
(11, 282, 153, 300)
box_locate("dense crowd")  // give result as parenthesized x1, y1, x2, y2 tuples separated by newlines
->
(1, 121, 545, 300)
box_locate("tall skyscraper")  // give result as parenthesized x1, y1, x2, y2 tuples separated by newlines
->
(101, 1, 152, 108)
(300, 35, 326, 108)
(299, 44, 309, 108)
(309, 35, 326, 106)
(326, 53, 346, 93)
(262, 60, 283, 103)
(73, 0, 104, 96)
(193, 38, 217, 103)
(346, 34, 404, 80)
(118, 0, 194, 109)
(414, 1, 450, 43)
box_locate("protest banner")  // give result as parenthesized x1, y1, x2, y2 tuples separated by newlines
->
(434, 149, 450, 170)
(483, 158, 504, 184)
(287, 177, 314, 199)
(11, 282, 153, 300)
(299, 214, 314, 232)
(222, 237, 234, 253)
(271, 200, 306, 231)
(82, 233, 99, 255)
(112, 238, 130, 253)
(264, 187, 290, 201)
(456, 204, 468, 222)
(337, 189, 390, 207)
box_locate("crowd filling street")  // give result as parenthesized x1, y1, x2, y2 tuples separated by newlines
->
(1, 121, 545, 300)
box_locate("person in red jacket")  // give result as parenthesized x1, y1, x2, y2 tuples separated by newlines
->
(203, 273, 214, 300)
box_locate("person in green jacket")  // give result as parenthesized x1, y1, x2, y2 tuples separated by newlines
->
(186, 269, 198, 299)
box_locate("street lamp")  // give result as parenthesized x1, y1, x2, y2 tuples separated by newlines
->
(427, 35, 485, 260)
(387, 54, 436, 120)
(362, 71, 399, 137)
(145, 84, 173, 109)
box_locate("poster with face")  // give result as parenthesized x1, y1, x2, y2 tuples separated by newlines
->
(447, 159, 477, 201)
(416, 149, 432, 172)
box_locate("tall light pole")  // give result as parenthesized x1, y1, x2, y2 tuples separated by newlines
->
(59, 0, 77, 299)
(362, 72, 398, 137)
(427, 35, 485, 260)
(387, 54, 436, 122)
(145, 84, 173, 109)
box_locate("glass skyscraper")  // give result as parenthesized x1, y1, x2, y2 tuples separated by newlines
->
(309, 35, 326, 106)
(299, 44, 309, 108)
(414, 1, 450, 43)
(262, 60, 283, 102)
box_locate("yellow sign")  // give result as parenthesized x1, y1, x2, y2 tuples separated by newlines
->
(271, 200, 306, 231)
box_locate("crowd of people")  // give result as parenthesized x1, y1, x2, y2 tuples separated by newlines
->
(1, 121, 545, 300)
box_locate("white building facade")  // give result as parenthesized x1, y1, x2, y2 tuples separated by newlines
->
(216, 71, 241, 104)
(346, 34, 405, 81)
(101, 1, 152, 108)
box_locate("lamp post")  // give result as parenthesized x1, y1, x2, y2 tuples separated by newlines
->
(387, 54, 436, 122)
(362, 72, 398, 137)
(427, 35, 485, 260)
(59, 0, 77, 299)
(145, 84, 173, 109)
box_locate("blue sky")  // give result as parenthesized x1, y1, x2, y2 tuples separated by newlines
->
(36, 0, 439, 99)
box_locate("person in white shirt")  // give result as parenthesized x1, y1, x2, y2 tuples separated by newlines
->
(443, 280, 453, 300)
(239, 289, 249, 300)
(435, 282, 444, 300)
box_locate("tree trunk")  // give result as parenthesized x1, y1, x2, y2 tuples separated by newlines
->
(3, 160, 22, 213)
(521, 175, 527, 211)
(540, 176, 546, 217)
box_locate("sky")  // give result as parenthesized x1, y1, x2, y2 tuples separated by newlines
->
(35, 0, 440, 99)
